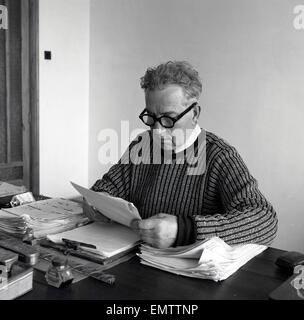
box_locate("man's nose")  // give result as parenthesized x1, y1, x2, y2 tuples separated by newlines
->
(152, 121, 162, 130)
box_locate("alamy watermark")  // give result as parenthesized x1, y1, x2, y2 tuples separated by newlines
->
(291, 265, 304, 299)
(97, 121, 206, 176)
(293, 5, 304, 29)
(0, 5, 8, 30)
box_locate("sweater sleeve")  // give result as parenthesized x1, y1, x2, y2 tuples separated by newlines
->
(90, 131, 136, 203)
(90, 161, 132, 201)
(90, 132, 148, 201)
(192, 147, 278, 246)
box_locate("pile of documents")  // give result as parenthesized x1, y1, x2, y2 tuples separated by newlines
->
(138, 237, 267, 281)
(0, 198, 89, 238)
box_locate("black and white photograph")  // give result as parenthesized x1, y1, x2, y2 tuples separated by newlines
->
(0, 0, 304, 307)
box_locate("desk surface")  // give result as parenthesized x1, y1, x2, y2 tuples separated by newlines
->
(19, 246, 290, 300)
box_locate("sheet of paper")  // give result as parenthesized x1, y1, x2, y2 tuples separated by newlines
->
(0, 181, 26, 197)
(140, 239, 209, 259)
(48, 221, 141, 258)
(71, 182, 141, 227)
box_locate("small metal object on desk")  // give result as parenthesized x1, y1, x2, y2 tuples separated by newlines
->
(22, 228, 38, 246)
(0, 238, 39, 266)
(10, 192, 35, 207)
(0, 248, 19, 283)
(45, 256, 74, 288)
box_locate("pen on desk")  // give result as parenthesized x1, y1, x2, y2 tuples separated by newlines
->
(95, 271, 116, 285)
(62, 238, 97, 250)
(72, 264, 116, 285)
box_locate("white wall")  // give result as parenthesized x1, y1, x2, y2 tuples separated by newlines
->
(39, 0, 90, 198)
(89, 0, 304, 252)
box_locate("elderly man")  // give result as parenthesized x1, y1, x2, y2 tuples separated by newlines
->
(86, 61, 278, 249)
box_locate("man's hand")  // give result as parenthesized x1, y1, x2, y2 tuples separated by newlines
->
(82, 198, 111, 223)
(131, 213, 178, 249)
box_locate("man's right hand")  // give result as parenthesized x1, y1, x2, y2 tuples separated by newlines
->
(82, 198, 111, 223)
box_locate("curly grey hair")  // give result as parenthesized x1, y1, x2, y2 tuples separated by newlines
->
(140, 61, 202, 100)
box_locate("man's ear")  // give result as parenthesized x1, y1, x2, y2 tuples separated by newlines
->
(192, 104, 201, 125)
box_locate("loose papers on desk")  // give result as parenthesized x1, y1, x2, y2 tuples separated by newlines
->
(71, 182, 141, 227)
(138, 237, 267, 282)
(0, 198, 89, 238)
(48, 221, 141, 258)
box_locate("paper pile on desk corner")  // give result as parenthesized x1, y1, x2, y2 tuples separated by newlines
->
(0, 198, 89, 238)
(138, 237, 267, 282)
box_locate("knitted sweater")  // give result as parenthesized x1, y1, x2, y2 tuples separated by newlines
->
(91, 130, 278, 247)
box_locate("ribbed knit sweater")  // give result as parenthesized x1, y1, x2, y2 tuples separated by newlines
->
(91, 130, 278, 247)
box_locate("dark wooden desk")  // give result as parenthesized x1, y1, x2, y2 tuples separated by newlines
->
(19, 247, 290, 300)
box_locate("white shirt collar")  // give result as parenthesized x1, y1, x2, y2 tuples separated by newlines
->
(175, 124, 201, 153)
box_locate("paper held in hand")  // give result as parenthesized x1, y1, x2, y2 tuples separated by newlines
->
(71, 182, 141, 227)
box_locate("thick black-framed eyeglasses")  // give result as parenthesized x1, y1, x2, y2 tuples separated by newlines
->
(139, 102, 198, 129)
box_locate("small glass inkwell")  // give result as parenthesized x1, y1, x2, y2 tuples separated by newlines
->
(45, 256, 74, 288)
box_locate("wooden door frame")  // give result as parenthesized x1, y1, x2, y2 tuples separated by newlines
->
(21, 0, 39, 195)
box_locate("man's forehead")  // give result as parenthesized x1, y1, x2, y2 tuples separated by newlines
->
(145, 85, 187, 112)
(146, 84, 185, 99)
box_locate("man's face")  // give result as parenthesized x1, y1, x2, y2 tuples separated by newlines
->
(145, 85, 199, 149)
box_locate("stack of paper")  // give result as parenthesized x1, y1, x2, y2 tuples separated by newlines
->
(138, 237, 267, 281)
(48, 221, 141, 258)
(0, 199, 89, 238)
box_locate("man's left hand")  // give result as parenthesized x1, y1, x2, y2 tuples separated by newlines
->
(131, 213, 178, 249)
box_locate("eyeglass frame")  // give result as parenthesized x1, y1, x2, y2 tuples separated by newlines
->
(139, 102, 198, 129)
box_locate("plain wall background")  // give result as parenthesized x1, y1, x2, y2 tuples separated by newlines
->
(39, 0, 90, 197)
(89, 0, 304, 252)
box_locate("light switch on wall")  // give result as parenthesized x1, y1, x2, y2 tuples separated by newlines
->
(44, 51, 52, 60)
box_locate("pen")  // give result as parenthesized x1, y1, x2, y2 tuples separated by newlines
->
(62, 238, 97, 250)
(72, 263, 116, 285)
(39, 239, 107, 264)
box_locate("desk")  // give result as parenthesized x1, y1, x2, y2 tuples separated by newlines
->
(18, 247, 290, 300)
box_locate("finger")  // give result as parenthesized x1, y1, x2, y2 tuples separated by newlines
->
(137, 219, 157, 230)
(82, 203, 96, 220)
(138, 228, 156, 238)
(83, 202, 110, 223)
(83, 199, 94, 212)
(150, 213, 168, 219)
(141, 236, 165, 249)
(130, 219, 141, 230)
(140, 235, 156, 246)
(149, 215, 161, 220)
